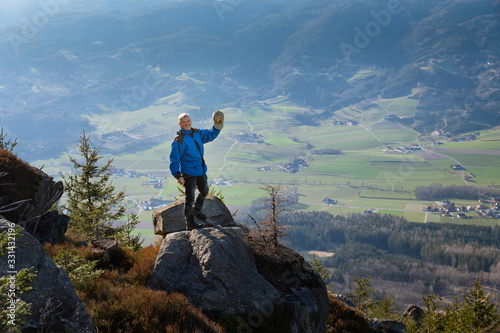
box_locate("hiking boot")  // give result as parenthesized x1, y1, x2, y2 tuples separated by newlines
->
(186, 217, 204, 231)
(193, 209, 207, 221)
(186, 220, 204, 231)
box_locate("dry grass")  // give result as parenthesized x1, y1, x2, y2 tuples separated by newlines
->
(326, 291, 371, 333)
(45, 239, 224, 333)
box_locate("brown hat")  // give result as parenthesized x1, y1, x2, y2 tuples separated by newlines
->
(213, 110, 224, 129)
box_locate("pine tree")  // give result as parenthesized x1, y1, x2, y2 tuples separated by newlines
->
(346, 272, 374, 315)
(310, 253, 329, 281)
(62, 131, 126, 241)
(0, 127, 17, 153)
(115, 213, 143, 251)
(459, 276, 500, 332)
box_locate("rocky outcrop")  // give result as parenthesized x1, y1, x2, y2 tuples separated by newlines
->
(30, 211, 69, 245)
(148, 199, 329, 333)
(0, 218, 96, 332)
(369, 319, 407, 333)
(92, 238, 118, 259)
(0, 149, 67, 244)
(152, 195, 237, 242)
(249, 242, 330, 333)
(148, 227, 280, 313)
(402, 304, 424, 325)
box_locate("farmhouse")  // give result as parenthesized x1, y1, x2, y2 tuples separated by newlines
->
(450, 164, 465, 170)
(280, 157, 308, 173)
(142, 198, 173, 211)
(323, 198, 337, 205)
(141, 179, 164, 189)
(209, 179, 232, 186)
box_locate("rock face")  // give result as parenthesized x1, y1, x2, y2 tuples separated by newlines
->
(403, 304, 424, 325)
(249, 242, 330, 333)
(369, 319, 407, 333)
(31, 211, 69, 245)
(152, 194, 236, 242)
(148, 227, 280, 313)
(148, 199, 329, 333)
(0, 149, 68, 244)
(0, 218, 96, 332)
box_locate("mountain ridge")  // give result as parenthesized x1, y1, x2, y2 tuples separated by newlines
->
(0, 0, 498, 159)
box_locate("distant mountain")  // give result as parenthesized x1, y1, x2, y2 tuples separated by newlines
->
(0, 0, 498, 159)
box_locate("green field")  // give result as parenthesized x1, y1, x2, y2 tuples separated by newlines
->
(31, 75, 500, 242)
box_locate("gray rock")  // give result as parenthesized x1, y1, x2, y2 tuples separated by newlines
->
(331, 293, 355, 308)
(32, 210, 69, 244)
(26, 173, 64, 236)
(148, 226, 280, 314)
(0, 151, 65, 243)
(369, 319, 407, 333)
(249, 244, 329, 333)
(152, 195, 236, 237)
(92, 238, 118, 259)
(403, 304, 424, 324)
(149, 197, 329, 332)
(0, 218, 96, 332)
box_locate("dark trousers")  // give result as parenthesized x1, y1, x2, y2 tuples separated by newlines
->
(183, 175, 209, 222)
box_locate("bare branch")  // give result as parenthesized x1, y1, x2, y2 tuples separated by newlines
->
(248, 214, 268, 246)
(0, 199, 31, 213)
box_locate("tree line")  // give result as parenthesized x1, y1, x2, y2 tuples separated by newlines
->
(415, 183, 500, 200)
(281, 211, 500, 273)
(271, 210, 500, 309)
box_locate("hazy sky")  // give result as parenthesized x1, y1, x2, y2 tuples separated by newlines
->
(0, 0, 34, 27)
(0, 0, 183, 27)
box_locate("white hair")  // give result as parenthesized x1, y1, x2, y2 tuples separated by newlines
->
(178, 113, 190, 121)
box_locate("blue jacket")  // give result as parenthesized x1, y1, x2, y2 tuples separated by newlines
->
(169, 126, 220, 178)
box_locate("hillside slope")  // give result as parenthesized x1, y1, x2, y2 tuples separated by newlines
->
(0, 0, 498, 159)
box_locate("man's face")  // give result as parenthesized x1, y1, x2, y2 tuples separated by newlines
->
(179, 115, 192, 130)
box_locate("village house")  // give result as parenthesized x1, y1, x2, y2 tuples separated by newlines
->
(323, 198, 337, 205)
(280, 158, 308, 173)
(450, 164, 465, 170)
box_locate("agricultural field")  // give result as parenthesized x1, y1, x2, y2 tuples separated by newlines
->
(30, 75, 500, 245)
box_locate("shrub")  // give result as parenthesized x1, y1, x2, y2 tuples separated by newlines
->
(46, 241, 222, 332)
(125, 244, 160, 286)
(326, 291, 371, 333)
(79, 276, 223, 332)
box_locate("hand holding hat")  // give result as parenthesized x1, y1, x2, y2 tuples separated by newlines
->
(213, 110, 224, 129)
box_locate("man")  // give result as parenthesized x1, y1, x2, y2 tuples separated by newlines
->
(169, 110, 224, 231)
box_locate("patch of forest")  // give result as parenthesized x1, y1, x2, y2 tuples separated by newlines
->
(415, 183, 500, 200)
(277, 211, 500, 308)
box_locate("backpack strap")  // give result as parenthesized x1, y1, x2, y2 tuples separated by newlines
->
(174, 128, 199, 145)
(174, 132, 185, 144)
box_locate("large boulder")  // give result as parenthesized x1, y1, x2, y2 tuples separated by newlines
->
(0, 149, 67, 244)
(403, 304, 424, 325)
(248, 242, 330, 333)
(369, 319, 407, 333)
(31, 211, 69, 245)
(152, 194, 236, 241)
(0, 218, 96, 332)
(148, 227, 280, 314)
(148, 199, 329, 333)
